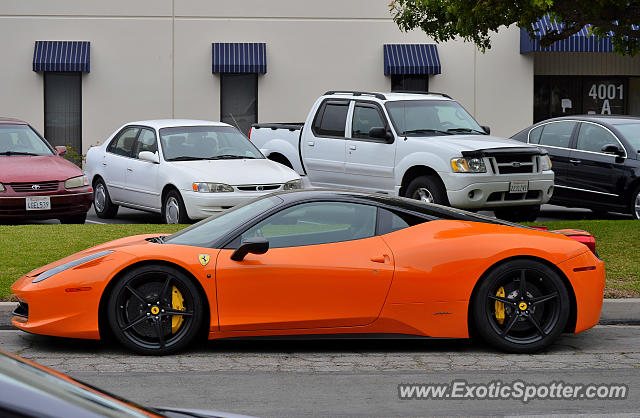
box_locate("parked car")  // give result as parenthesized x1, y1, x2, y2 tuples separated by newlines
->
(12, 190, 603, 355)
(249, 91, 555, 222)
(0, 118, 92, 224)
(512, 116, 640, 219)
(0, 349, 252, 417)
(85, 120, 302, 224)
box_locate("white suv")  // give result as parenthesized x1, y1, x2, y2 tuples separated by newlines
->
(85, 120, 301, 223)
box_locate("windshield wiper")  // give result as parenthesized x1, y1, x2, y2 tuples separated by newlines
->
(401, 129, 453, 136)
(207, 154, 253, 160)
(0, 151, 41, 156)
(447, 128, 487, 135)
(167, 156, 204, 161)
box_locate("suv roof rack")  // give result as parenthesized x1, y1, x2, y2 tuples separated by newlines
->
(324, 91, 387, 100)
(390, 90, 452, 99)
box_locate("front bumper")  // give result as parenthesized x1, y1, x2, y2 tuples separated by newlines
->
(181, 189, 281, 220)
(0, 188, 93, 219)
(441, 170, 554, 209)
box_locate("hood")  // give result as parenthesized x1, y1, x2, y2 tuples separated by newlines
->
(169, 158, 300, 185)
(408, 134, 541, 155)
(0, 155, 82, 183)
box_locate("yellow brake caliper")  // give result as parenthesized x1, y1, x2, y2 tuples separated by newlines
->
(171, 286, 185, 334)
(495, 286, 506, 325)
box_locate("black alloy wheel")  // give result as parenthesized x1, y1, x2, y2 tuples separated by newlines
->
(107, 265, 203, 355)
(473, 259, 570, 353)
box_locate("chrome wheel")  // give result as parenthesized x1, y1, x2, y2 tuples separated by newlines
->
(415, 187, 434, 203)
(94, 183, 106, 213)
(165, 197, 180, 224)
(634, 190, 640, 220)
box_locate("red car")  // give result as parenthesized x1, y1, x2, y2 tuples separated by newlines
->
(0, 118, 92, 223)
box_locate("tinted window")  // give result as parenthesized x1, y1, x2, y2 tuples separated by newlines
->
(378, 207, 427, 235)
(132, 129, 157, 158)
(528, 126, 543, 144)
(537, 121, 576, 148)
(241, 202, 377, 248)
(391, 75, 428, 92)
(313, 102, 349, 137)
(352, 105, 386, 139)
(107, 127, 139, 157)
(576, 123, 617, 154)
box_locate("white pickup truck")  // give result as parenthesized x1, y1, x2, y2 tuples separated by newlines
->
(249, 91, 554, 221)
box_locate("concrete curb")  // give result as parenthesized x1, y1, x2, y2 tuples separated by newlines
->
(1, 299, 639, 330)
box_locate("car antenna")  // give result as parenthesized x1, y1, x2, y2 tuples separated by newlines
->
(226, 112, 243, 133)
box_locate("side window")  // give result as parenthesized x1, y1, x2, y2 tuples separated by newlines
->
(538, 121, 576, 148)
(132, 129, 158, 158)
(312, 101, 349, 137)
(241, 202, 377, 248)
(352, 104, 386, 139)
(528, 126, 543, 144)
(576, 123, 617, 154)
(377, 208, 427, 235)
(107, 127, 140, 157)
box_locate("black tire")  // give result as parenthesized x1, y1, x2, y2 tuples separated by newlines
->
(107, 265, 203, 355)
(93, 179, 119, 219)
(162, 189, 190, 224)
(494, 205, 540, 222)
(269, 154, 293, 169)
(405, 175, 449, 205)
(59, 214, 87, 224)
(472, 259, 570, 353)
(630, 185, 640, 220)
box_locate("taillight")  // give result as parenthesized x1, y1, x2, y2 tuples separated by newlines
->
(549, 228, 597, 255)
(248, 128, 252, 139)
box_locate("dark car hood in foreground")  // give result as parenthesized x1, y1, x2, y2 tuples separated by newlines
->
(0, 155, 82, 183)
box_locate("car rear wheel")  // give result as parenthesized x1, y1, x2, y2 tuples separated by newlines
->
(93, 179, 119, 219)
(405, 175, 448, 205)
(472, 259, 570, 353)
(107, 265, 203, 355)
(162, 190, 190, 224)
(493, 205, 540, 222)
(631, 185, 640, 220)
(59, 214, 87, 224)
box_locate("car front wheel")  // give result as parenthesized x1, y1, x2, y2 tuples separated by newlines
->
(472, 259, 570, 353)
(405, 175, 449, 205)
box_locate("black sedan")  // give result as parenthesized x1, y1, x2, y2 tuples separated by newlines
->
(512, 116, 640, 219)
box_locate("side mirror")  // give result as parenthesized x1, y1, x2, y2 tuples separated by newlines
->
(139, 151, 160, 163)
(481, 125, 491, 135)
(368, 127, 394, 143)
(601, 144, 625, 157)
(55, 146, 67, 156)
(231, 237, 269, 261)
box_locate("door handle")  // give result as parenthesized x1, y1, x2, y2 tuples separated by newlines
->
(127, 168, 133, 171)
(569, 159, 581, 164)
(349, 145, 357, 150)
(102, 162, 107, 166)
(370, 255, 390, 263)
(307, 141, 315, 147)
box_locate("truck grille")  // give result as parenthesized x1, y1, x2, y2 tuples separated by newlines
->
(10, 181, 60, 192)
(236, 184, 281, 192)
(491, 155, 536, 175)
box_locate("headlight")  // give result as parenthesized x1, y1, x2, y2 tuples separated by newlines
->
(451, 157, 487, 173)
(283, 179, 302, 190)
(65, 175, 89, 189)
(192, 182, 234, 193)
(540, 154, 552, 171)
(0, 183, 5, 192)
(32, 251, 114, 283)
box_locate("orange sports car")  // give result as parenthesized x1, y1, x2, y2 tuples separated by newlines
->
(11, 190, 605, 355)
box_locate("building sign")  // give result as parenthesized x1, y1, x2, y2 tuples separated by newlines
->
(583, 79, 625, 115)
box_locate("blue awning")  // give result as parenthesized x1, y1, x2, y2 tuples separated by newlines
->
(520, 15, 639, 53)
(383, 44, 441, 75)
(32, 41, 90, 72)
(212, 43, 267, 73)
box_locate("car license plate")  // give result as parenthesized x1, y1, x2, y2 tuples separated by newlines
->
(509, 181, 529, 193)
(26, 196, 51, 211)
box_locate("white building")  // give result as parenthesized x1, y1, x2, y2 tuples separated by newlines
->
(0, 0, 639, 154)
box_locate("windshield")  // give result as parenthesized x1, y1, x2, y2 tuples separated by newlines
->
(165, 195, 282, 247)
(159, 125, 265, 161)
(615, 123, 640, 151)
(0, 124, 55, 156)
(385, 100, 485, 137)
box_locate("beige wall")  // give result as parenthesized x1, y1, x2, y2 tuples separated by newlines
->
(0, 0, 534, 153)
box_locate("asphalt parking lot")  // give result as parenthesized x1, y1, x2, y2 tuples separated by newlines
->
(0, 325, 638, 417)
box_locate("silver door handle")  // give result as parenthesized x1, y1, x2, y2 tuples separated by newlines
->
(307, 141, 315, 146)
(569, 159, 581, 164)
(349, 145, 356, 150)
(127, 168, 133, 171)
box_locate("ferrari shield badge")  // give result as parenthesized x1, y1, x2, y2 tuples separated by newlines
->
(198, 254, 210, 266)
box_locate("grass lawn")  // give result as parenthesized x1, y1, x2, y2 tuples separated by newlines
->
(0, 220, 637, 301)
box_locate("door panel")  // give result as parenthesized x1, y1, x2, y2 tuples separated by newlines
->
(124, 129, 160, 209)
(215, 236, 394, 331)
(103, 127, 139, 203)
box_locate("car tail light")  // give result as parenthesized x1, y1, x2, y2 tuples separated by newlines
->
(248, 127, 252, 139)
(550, 228, 597, 255)
(529, 226, 548, 231)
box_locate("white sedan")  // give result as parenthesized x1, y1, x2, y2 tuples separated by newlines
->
(85, 120, 302, 223)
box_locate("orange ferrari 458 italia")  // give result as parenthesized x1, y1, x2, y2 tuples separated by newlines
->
(12, 190, 604, 355)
